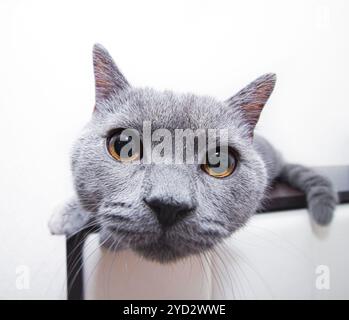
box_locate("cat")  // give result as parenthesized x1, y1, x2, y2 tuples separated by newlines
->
(49, 44, 337, 263)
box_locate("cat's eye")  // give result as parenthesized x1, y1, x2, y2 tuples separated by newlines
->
(107, 129, 142, 162)
(201, 148, 237, 178)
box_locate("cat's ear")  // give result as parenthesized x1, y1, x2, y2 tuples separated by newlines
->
(226, 73, 276, 136)
(93, 43, 130, 103)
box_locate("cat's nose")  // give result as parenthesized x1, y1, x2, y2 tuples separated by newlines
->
(145, 195, 195, 228)
(143, 165, 197, 228)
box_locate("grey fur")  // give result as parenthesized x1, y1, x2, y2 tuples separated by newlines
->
(279, 164, 337, 225)
(49, 44, 337, 263)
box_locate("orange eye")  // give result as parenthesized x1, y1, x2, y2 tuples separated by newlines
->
(107, 129, 142, 162)
(201, 149, 237, 178)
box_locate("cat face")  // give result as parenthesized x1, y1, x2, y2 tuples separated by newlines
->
(71, 44, 276, 263)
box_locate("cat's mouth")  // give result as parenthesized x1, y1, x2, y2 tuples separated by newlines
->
(100, 223, 218, 263)
(133, 234, 215, 263)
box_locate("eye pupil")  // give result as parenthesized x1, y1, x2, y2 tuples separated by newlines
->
(208, 152, 221, 168)
(113, 134, 131, 153)
(202, 148, 237, 178)
(107, 129, 142, 162)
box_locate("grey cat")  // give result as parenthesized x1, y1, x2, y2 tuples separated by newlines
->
(49, 44, 337, 263)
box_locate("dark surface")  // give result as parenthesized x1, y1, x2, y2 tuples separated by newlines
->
(66, 230, 87, 300)
(65, 165, 349, 300)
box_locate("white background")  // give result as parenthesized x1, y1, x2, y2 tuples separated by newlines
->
(0, 0, 348, 299)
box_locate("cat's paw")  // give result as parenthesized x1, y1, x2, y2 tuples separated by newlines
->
(48, 201, 90, 236)
(309, 195, 336, 226)
(48, 207, 72, 235)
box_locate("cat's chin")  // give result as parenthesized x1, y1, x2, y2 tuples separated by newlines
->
(99, 231, 196, 263)
(133, 245, 193, 263)
(133, 239, 215, 264)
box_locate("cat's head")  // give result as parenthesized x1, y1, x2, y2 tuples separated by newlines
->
(72, 44, 276, 263)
